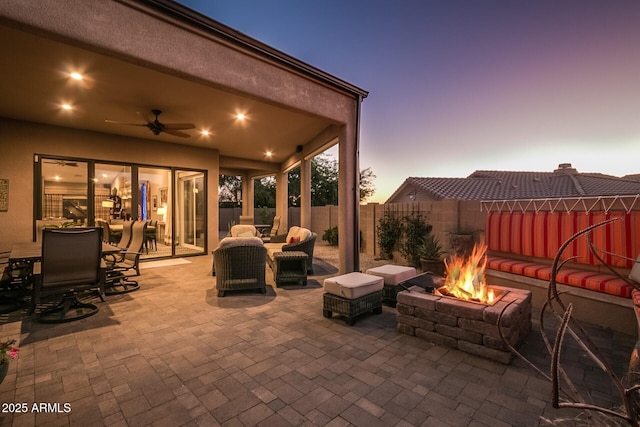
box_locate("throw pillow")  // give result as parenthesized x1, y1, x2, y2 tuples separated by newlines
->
(238, 231, 254, 238)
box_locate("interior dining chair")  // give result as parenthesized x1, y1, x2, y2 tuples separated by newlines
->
(32, 227, 105, 323)
(105, 220, 146, 294)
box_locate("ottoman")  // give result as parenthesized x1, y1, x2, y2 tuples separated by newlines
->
(365, 265, 417, 307)
(322, 272, 384, 325)
(269, 251, 308, 287)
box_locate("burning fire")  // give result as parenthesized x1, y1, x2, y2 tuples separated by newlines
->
(440, 243, 494, 304)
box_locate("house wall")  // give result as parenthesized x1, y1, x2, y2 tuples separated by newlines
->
(0, 118, 220, 250)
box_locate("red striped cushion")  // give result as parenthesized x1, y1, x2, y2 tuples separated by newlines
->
(486, 256, 632, 298)
(487, 211, 640, 269)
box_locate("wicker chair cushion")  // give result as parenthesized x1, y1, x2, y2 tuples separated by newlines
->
(230, 225, 258, 237)
(218, 236, 263, 249)
(286, 226, 311, 243)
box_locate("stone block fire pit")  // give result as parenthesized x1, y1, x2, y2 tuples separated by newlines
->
(396, 285, 532, 364)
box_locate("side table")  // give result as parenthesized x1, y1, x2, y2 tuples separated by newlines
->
(269, 251, 308, 287)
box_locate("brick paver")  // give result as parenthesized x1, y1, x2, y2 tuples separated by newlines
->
(0, 247, 635, 426)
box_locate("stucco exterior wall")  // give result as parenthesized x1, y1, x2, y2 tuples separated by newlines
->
(0, 0, 358, 125)
(0, 118, 219, 249)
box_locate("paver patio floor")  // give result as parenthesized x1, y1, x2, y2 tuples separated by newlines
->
(0, 244, 635, 426)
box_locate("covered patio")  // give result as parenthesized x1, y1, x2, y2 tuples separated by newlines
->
(0, 0, 366, 273)
(0, 247, 634, 425)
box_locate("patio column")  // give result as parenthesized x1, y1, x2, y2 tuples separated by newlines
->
(242, 174, 254, 219)
(338, 121, 360, 274)
(300, 157, 312, 229)
(276, 170, 289, 232)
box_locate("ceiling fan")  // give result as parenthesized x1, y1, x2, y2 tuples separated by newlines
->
(105, 109, 196, 138)
(43, 159, 78, 167)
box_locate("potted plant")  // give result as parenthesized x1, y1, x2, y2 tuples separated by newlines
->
(448, 226, 476, 260)
(419, 234, 446, 276)
(0, 339, 19, 384)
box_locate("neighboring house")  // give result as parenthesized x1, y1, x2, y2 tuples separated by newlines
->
(386, 163, 640, 203)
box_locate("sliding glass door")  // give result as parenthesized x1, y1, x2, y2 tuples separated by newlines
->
(175, 170, 205, 255)
(35, 155, 207, 257)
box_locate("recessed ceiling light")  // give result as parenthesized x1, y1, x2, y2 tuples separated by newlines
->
(70, 72, 83, 80)
(265, 151, 273, 158)
(61, 104, 73, 110)
(236, 113, 246, 121)
(201, 130, 211, 136)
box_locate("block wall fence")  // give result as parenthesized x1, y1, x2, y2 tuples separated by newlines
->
(221, 200, 486, 261)
(310, 200, 486, 260)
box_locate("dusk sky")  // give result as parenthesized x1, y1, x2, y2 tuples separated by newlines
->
(179, 0, 640, 203)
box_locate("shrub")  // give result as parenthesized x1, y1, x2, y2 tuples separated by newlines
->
(399, 209, 432, 267)
(377, 211, 402, 260)
(322, 226, 339, 246)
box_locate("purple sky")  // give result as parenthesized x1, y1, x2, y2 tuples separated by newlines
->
(179, 0, 640, 202)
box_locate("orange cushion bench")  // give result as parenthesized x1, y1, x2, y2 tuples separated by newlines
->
(485, 211, 640, 298)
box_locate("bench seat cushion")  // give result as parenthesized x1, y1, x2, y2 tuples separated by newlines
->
(487, 256, 633, 298)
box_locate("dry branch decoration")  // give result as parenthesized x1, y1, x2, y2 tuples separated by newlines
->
(497, 218, 640, 426)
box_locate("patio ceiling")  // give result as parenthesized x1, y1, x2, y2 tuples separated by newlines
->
(0, 24, 333, 167)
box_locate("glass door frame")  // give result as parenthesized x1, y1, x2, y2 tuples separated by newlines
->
(34, 154, 208, 257)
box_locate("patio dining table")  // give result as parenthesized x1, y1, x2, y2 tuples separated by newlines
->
(9, 241, 121, 263)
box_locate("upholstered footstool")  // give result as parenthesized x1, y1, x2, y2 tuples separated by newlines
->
(322, 272, 384, 325)
(365, 265, 417, 307)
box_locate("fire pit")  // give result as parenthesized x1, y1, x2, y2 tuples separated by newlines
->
(396, 243, 531, 364)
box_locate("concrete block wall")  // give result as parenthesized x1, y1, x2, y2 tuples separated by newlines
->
(221, 200, 487, 258)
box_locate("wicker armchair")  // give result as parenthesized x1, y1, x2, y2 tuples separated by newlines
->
(213, 237, 267, 297)
(265, 227, 317, 274)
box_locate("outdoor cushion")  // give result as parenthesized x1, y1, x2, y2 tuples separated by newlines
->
(238, 231, 254, 238)
(218, 236, 263, 249)
(230, 224, 258, 237)
(285, 226, 311, 243)
(487, 211, 640, 269)
(324, 272, 383, 299)
(366, 265, 417, 286)
(487, 255, 633, 298)
(630, 255, 640, 283)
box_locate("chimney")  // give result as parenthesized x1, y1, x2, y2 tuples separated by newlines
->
(554, 163, 577, 174)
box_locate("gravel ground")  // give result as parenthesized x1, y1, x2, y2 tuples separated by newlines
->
(313, 241, 396, 272)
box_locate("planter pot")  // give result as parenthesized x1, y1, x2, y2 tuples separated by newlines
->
(449, 233, 474, 259)
(420, 258, 445, 276)
(0, 362, 8, 384)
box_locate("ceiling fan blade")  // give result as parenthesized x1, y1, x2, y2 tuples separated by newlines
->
(163, 129, 191, 138)
(164, 123, 196, 130)
(137, 111, 153, 123)
(105, 120, 147, 126)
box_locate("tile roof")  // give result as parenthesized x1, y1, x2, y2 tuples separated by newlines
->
(393, 164, 640, 201)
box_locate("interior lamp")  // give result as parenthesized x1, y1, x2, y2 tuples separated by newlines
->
(157, 206, 167, 223)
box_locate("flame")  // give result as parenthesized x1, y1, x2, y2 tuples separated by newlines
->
(442, 243, 493, 303)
